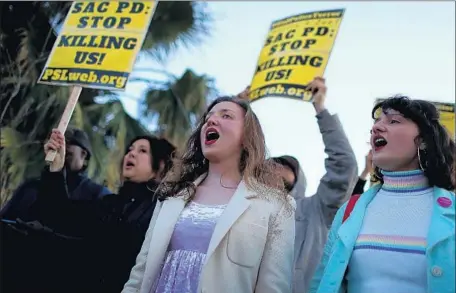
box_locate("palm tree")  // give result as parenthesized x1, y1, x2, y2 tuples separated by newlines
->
(139, 69, 218, 147)
(0, 1, 215, 206)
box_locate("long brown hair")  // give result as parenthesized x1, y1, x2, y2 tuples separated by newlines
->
(157, 96, 285, 200)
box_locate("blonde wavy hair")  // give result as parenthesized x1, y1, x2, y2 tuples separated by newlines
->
(157, 96, 285, 200)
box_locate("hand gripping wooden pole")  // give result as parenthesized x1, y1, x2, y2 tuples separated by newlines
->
(45, 86, 83, 164)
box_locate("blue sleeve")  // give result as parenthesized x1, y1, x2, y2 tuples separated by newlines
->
(309, 202, 347, 293)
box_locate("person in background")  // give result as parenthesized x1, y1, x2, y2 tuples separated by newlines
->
(0, 128, 111, 221)
(28, 133, 176, 293)
(123, 96, 295, 293)
(237, 77, 358, 293)
(351, 150, 374, 195)
(310, 96, 455, 293)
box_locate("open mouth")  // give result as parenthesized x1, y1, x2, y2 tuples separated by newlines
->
(125, 161, 135, 168)
(205, 127, 220, 146)
(373, 135, 387, 151)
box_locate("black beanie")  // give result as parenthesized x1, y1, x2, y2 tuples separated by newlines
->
(66, 128, 92, 159)
(271, 155, 300, 179)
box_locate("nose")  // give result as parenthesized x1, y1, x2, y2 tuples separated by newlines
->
(206, 115, 219, 127)
(127, 149, 136, 158)
(371, 121, 386, 135)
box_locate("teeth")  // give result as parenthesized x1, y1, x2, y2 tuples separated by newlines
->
(206, 130, 219, 140)
(374, 137, 387, 147)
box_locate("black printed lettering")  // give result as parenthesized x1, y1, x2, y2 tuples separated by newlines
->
(58, 35, 137, 50)
(256, 55, 323, 73)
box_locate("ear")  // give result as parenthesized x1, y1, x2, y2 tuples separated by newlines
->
(415, 136, 426, 150)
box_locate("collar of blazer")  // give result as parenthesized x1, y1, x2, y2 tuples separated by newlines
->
(175, 173, 291, 203)
(171, 173, 256, 201)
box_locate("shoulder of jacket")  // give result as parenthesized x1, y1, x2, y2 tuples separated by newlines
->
(247, 181, 296, 216)
(435, 187, 455, 197)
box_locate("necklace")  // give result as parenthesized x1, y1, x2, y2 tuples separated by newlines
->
(219, 175, 240, 190)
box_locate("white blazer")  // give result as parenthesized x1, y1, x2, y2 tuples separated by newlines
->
(122, 175, 296, 293)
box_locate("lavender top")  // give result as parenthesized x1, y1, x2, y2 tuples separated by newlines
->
(151, 201, 226, 293)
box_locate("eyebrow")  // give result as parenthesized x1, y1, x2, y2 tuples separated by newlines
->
(207, 108, 235, 115)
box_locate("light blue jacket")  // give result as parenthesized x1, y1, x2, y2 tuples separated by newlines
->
(309, 184, 455, 293)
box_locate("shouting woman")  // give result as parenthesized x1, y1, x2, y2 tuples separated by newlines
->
(310, 96, 455, 293)
(123, 96, 296, 293)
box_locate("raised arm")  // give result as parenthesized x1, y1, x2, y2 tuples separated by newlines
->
(236, 79, 358, 211)
(308, 78, 358, 216)
(31, 129, 73, 224)
(314, 109, 358, 207)
(32, 129, 111, 236)
(255, 197, 296, 293)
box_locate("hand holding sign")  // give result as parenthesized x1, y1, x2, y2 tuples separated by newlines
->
(306, 77, 327, 114)
(237, 86, 251, 102)
(44, 129, 66, 172)
(38, 0, 156, 164)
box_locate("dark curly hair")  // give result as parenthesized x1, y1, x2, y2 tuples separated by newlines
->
(371, 96, 455, 191)
(157, 96, 285, 201)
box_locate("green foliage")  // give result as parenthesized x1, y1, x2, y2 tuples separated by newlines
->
(143, 69, 218, 146)
(0, 1, 215, 207)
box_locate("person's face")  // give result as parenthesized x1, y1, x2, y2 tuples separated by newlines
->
(122, 139, 155, 183)
(65, 144, 86, 171)
(201, 101, 245, 163)
(370, 108, 420, 171)
(277, 165, 295, 191)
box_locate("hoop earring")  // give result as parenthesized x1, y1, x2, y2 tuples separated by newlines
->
(417, 147, 426, 171)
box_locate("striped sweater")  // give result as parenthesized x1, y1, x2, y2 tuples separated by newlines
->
(347, 169, 433, 293)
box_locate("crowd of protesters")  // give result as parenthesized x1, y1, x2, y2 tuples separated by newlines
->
(1, 77, 454, 293)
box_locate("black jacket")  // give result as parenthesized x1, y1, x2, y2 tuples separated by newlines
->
(0, 167, 111, 221)
(351, 177, 367, 195)
(30, 169, 160, 293)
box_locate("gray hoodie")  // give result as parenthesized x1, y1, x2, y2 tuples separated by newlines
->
(273, 109, 358, 293)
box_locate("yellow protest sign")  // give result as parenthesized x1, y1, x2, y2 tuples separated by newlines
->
(38, 1, 156, 91)
(375, 98, 455, 138)
(436, 102, 455, 138)
(249, 9, 345, 102)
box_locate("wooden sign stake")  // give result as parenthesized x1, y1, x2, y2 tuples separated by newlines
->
(45, 86, 83, 164)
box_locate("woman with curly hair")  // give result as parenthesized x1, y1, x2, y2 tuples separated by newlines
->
(310, 96, 455, 293)
(123, 97, 296, 293)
